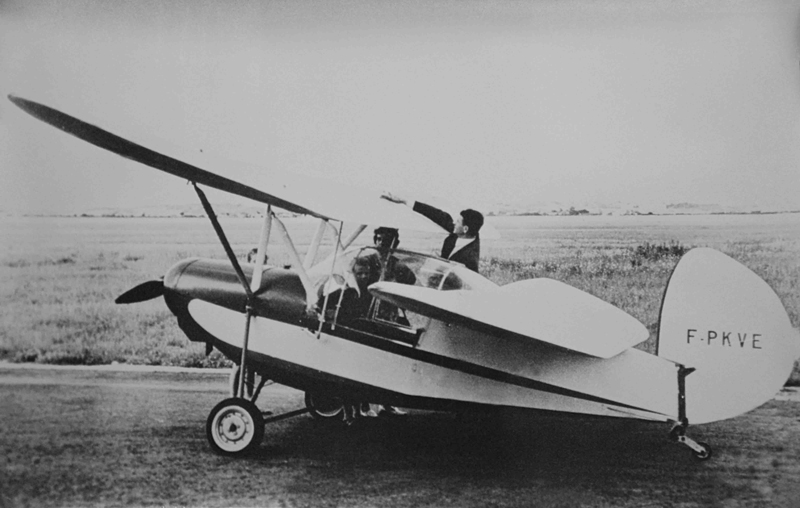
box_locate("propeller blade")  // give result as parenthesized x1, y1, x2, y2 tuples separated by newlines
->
(115, 280, 164, 304)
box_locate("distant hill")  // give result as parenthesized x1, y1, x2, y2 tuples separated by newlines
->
(485, 200, 799, 217)
(75, 202, 275, 218)
(4, 200, 799, 218)
(4, 202, 297, 218)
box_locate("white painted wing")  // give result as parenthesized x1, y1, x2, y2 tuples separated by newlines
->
(370, 278, 649, 358)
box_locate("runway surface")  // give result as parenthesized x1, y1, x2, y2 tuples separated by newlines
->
(2, 363, 799, 507)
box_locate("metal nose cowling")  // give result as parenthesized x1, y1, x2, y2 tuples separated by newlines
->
(115, 279, 165, 304)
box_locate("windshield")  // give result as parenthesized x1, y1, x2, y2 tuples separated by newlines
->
(307, 246, 495, 333)
(307, 246, 497, 293)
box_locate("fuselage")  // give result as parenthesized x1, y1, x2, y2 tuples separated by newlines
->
(163, 255, 682, 422)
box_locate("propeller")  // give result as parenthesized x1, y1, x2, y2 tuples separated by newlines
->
(115, 280, 164, 304)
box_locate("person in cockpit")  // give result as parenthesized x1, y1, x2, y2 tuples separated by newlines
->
(371, 227, 416, 286)
(318, 254, 381, 324)
(316, 254, 383, 419)
(367, 228, 414, 325)
(367, 227, 412, 417)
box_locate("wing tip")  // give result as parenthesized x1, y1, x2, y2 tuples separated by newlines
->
(8, 94, 39, 116)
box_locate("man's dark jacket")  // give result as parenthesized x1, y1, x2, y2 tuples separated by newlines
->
(412, 201, 480, 272)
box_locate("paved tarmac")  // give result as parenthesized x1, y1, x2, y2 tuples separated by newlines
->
(2, 362, 799, 507)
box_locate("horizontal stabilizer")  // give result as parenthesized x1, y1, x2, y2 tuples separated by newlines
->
(370, 278, 648, 358)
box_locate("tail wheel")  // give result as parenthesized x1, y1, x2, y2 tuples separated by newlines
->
(304, 391, 346, 422)
(691, 441, 713, 461)
(206, 398, 264, 456)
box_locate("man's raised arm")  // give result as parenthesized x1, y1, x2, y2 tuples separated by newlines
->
(381, 192, 455, 233)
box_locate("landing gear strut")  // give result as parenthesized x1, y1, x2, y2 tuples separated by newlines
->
(669, 364, 712, 461)
(669, 422, 713, 461)
(206, 383, 313, 456)
(228, 365, 270, 403)
(196, 190, 315, 456)
(207, 366, 318, 456)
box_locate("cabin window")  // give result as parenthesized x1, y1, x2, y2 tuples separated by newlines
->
(307, 246, 496, 340)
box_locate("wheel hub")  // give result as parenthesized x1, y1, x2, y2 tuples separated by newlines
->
(217, 410, 250, 444)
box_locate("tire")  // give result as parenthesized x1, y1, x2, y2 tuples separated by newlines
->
(206, 398, 265, 456)
(691, 441, 713, 461)
(304, 391, 346, 422)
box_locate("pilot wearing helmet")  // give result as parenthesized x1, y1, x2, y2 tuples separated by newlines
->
(371, 227, 415, 286)
(368, 227, 415, 324)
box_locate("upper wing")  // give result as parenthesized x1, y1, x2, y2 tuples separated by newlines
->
(370, 278, 649, 358)
(8, 95, 443, 232)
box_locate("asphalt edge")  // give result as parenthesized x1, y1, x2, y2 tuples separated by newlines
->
(0, 361, 231, 375)
(1, 361, 797, 401)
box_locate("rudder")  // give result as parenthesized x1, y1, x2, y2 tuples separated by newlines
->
(657, 248, 800, 425)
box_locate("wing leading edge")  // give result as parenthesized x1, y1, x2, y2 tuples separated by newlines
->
(370, 278, 649, 359)
(7, 95, 444, 233)
(8, 95, 322, 217)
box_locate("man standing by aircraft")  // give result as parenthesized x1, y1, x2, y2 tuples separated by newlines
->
(381, 193, 484, 272)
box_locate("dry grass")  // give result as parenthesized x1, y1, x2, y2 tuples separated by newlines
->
(2, 214, 799, 382)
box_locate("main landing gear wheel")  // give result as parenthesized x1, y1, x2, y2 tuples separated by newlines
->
(304, 391, 346, 424)
(206, 398, 265, 456)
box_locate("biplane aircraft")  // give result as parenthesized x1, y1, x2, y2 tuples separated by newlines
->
(9, 94, 800, 461)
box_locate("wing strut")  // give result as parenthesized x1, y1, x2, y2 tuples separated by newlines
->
(192, 183, 257, 400)
(322, 221, 366, 253)
(193, 184, 253, 301)
(271, 215, 315, 303)
(342, 225, 367, 250)
(317, 221, 344, 337)
(303, 219, 327, 269)
(249, 206, 272, 292)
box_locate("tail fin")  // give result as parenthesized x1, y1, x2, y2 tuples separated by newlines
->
(657, 248, 800, 425)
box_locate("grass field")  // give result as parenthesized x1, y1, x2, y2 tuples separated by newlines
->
(1, 213, 799, 382)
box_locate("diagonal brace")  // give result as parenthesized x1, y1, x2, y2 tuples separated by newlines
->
(192, 183, 254, 302)
(192, 182, 257, 400)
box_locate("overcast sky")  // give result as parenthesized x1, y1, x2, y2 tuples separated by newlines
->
(2, 0, 799, 214)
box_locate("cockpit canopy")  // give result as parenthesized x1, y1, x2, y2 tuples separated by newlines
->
(307, 247, 496, 335)
(307, 246, 497, 294)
